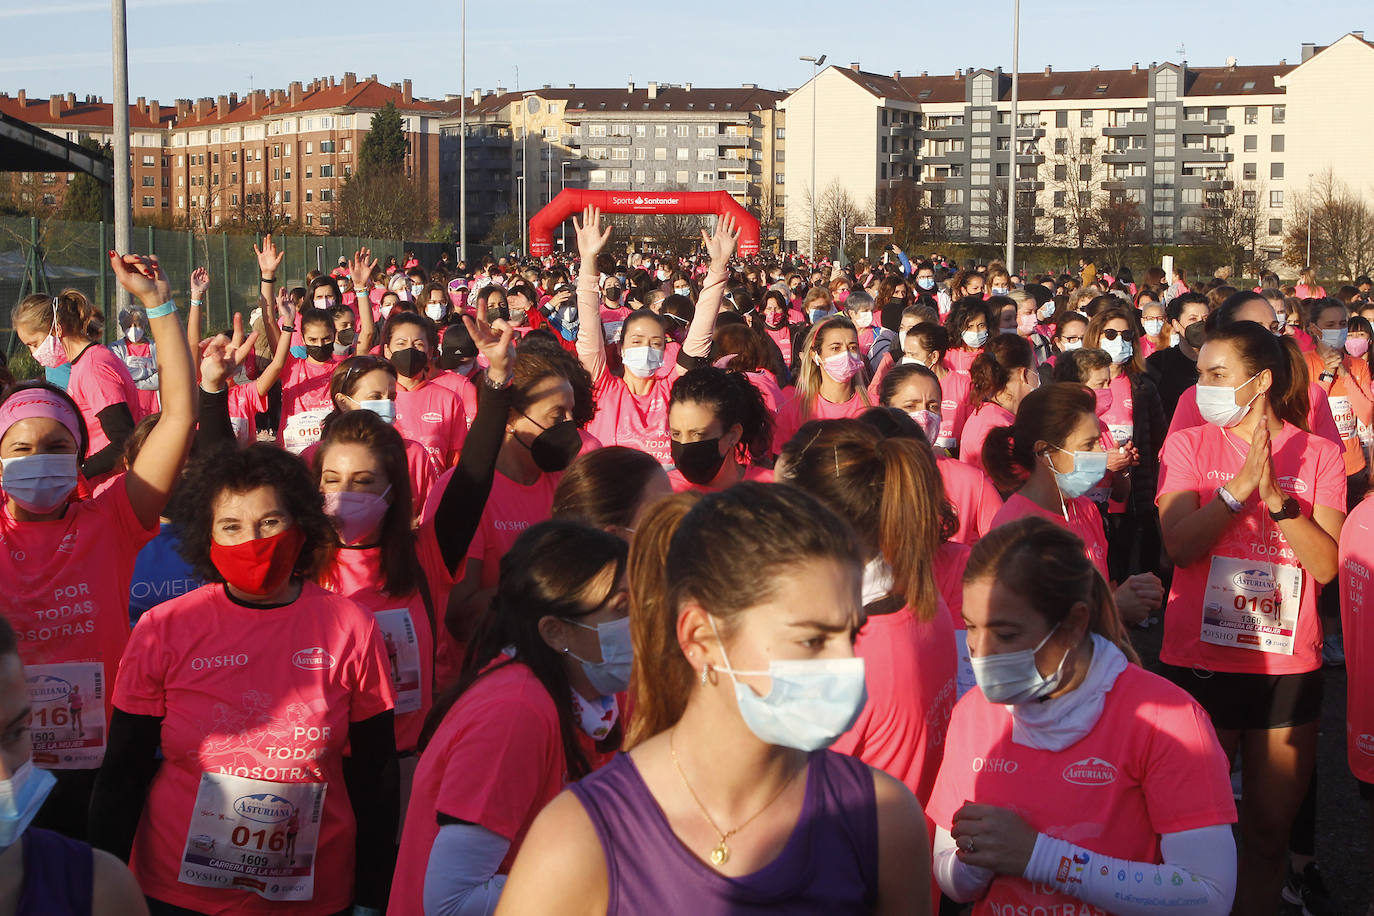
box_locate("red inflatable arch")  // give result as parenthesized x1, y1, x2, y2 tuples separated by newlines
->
(528, 188, 760, 258)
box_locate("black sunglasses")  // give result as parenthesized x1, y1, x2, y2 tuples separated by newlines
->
(1101, 328, 1136, 342)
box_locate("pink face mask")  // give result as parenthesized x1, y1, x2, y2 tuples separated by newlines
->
(818, 351, 863, 384)
(1094, 387, 1114, 416)
(1347, 336, 1371, 359)
(30, 300, 68, 369)
(323, 488, 390, 545)
(1017, 314, 1038, 336)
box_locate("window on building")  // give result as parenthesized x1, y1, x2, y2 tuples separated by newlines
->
(634, 169, 646, 183)
(676, 125, 689, 138)
(653, 148, 667, 160)
(1181, 188, 1202, 204)
(1154, 69, 1178, 101)
(995, 162, 1009, 177)
(675, 170, 689, 183)
(972, 136, 990, 158)
(697, 125, 715, 137)
(305, 190, 312, 201)
(612, 148, 630, 160)
(1272, 106, 1286, 124)
(655, 170, 668, 183)
(697, 170, 714, 183)
(1054, 164, 1067, 181)
(1242, 190, 1257, 207)
(676, 147, 689, 160)
(320, 140, 335, 153)
(322, 164, 335, 177)
(1243, 135, 1257, 152)
(1079, 110, 1093, 127)
(1055, 110, 1068, 128)
(321, 188, 334, 202)
(589, 169, 607, 183)
(1079, 164, 1092, 181)
(1270, 162, 1284, 179)
(972, 74, 993, 106)
(1271, 135, 1285, 153)
(1270, 190, 1284, 208)
(697, 148, 714, 160)
(141, 196, 154, 207)
(1242, 106, 1258, 124)
(1080, 137, 1095, 154)
(304, 142, 313, 154)
(996, 137, 1010, 151)
(589, 125, 607, 137)
(1269, 218, 1283, 235)
(775, 173, 784, 184)
(1243, 162, 1257, 180)
(140, 175, 154, 187)
(971, 162, 990, 185)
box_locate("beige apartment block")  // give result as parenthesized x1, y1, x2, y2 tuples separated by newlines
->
(1279, 34, 1374, 211)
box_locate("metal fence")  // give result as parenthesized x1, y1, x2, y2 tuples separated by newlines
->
(0, 215, 451, 361)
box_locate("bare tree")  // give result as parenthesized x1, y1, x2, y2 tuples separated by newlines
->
(987, 184, 1043, 248)
(1091, 197, 1148, 272)
(1283, 169, 1374, 281)
(800, 179, 870, 261)
(1047, 128, 1106, 253)
(236, 191, 291, 237)
(750, 181, 784, 253)
(1187, 171, 1266, 277)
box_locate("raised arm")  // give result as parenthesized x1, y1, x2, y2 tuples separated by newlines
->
(350, 247, 378, 354)
(679, 213, 740, 368)
(573, 205, 614, 380)
(196, 313, 259, 454)
(253, 298, 296, 398)
(254, 234, 284, 353)
(186, 266, 209, 360)
(109, 253, 197, 530)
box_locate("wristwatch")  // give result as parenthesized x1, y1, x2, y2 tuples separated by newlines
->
(1318, 371, 1335, 383)
(1269, 497, 1301, 522)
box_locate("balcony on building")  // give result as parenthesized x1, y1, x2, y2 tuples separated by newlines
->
(888, 124, 917, 139)
(1183, 150, 1235, 164)
(718, 157, 749, 174)
(722, 179, 748, 194)
(1015, 151, 1045, 165)
(1016, 179, 1046, 191)
(1102, 125, 1147, 138)
(1102, 148, 1149, 163)
(717, 133, 750, 148)
(1201, 178, 1236, 191)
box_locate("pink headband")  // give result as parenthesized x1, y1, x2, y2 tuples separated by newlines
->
(0, 388, 82, 445)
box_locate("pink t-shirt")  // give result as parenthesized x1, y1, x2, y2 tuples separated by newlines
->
(587, 369, 674, 465)
(325, 547, 434, 753)
(1339, 494, 1374, 782)
(1101, 372, 1135, 447)
(1168, 383, 1342, 447)
(937, 457, 1002, 545)
(991, 492, 1109, 582)
(227, 383, 263, 446)
(667, 463, 773, 493)
(394, 379, 468, 468)
(936, 371, 973, 453)
(958, 403, 1015, 472)
(1157, 422, 1345, 674)
(430, 370, 479, 429)
(279, 356, 340, 454)
(832, 606, 956, 809)
(114, 582, 395, 914)
(389, 662, 565, 916)
(772, 389, 869, 455)
(762, 324, 793, 364)
(928, 664, 1237, 916)
(69, 344, 144, 455)
(6, 479, 154, 769)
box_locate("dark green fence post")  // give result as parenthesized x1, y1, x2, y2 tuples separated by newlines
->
(98, 221, 107, 315)
(221, 233, 230, 329)
(147, 225, 155, 254)
(185, 228, 194, 275)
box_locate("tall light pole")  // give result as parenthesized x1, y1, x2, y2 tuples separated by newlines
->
(560, 160, 571, 249)
(458, 0, 467, 266)
(112, 0, 132, 312)
(1005, 0, 1020, 274)
(520, 91, 538, 258)
(1306, 171, 1314, 268)
(800, 54, 826, 260)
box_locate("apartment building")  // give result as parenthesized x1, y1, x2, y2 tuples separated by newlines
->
(2, 75, 440, 232)
(781, 33, 1373, 262)
(436, 83, 785, 247)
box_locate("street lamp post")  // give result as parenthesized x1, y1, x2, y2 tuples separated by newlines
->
(799, 54, 826, 261)
(1005, 0, 1020, 274)
(111, 0, 132, 313)
(516, 176, 525, 256)
(459, 0, 467, 266)
(560, 161, 571, 249)
(520, 91, 538, 258)
(1306, 172, 1314, 268)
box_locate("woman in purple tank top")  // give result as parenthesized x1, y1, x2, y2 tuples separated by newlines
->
(497, 482, 931, 915)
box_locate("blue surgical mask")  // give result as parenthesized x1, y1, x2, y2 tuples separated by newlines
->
(355, 398, 396, 424)
(970, 621, 1069, 704)
(564, 615, 633, 696)
(0, 453, 78, 514)
(555, 305, 580, 342)
(991, 286, 1009, 296)
(808, 308, 832, 323)
(0, 761, 56, 850)
(916, 277, 935, 290)
(708, 615, 867, 751)
(621, 345, 666, 378)
(1047, 446, 1107, 500)
(1322, 327, 1349, 350)
(962, 328, 989, 348)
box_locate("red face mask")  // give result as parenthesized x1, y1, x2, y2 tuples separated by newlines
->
(210, 526, 306, 597)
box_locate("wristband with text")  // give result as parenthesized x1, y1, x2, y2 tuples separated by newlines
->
(146, 300, 177, 319)
(190, 298, 203, 307)
(260, 275, 276, 284)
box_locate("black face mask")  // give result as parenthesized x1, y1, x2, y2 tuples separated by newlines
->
(391, 347, 430, 378)
(306, 343, 335, 363)
(336, 328, 356, 345)
(1183, 321, 1207, 349)
(671, 437, 727, 486)
(517, 416, 582, 472)
(880, 301, 906, 333)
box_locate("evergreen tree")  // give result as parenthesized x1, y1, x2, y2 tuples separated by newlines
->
(58, 138, 110, 222)
(357, 101, 408, 178)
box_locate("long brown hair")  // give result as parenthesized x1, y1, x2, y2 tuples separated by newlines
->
(625, 482, 863, 748)
(552, 446, 665, 531)
(777, 419, 941, 622)
(13, 289, 102, 340)
(968, 333, 1034, 406)
(965, 516, 1140, 664)
(1084, 303, 1145, 376)
(982, 382, 1096, 494)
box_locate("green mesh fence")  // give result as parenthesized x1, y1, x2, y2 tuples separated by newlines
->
(0, 216, 449, 367)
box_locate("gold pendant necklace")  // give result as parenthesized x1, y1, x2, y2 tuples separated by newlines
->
(668, 728, 802, 869)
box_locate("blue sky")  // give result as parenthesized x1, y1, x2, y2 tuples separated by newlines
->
(3, 0, 1367, 102)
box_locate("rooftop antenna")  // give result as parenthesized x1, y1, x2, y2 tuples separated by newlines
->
(1175, 43, 1186, 61)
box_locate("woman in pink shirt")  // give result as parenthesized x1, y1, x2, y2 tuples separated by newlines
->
(551, 446, 672, 539)
(1295, 268, 1326, 300)
(14, 289, 143, 487)
(983, 383, 1164, 624)
(779, 419, 956, 809)
(574, 206, 736, 466)
(1156, 321, 1345, 914)
(942, 296, 992, 379)
(931, 517, 1238, 916)
(667, 368, 774, 493)
(958, 334, 1037, 472)
(1, 252, 195, 840)
(773, 316, 872, 453)
(386, 313, 468, 468)
(391, 521, 629, 916)
(757, 289, 802, 367)
(107, 305, 161, 416)
(91, 445, 397, 915)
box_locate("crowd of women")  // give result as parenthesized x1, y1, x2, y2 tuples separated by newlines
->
(1, 213, 1373, 915)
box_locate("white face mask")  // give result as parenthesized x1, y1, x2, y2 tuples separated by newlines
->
(425, 303, 446, 322)
(851, 311, 873, 329)
(125, 325, 145, 343)
(1, 453, 79, 513)
(962, 328, 989, 348)
(1197, 373, 1260, 429)
(1142, 318, 1165, 337)
(970, 621, 1070, 704)
(1101, 334, 1133, 365)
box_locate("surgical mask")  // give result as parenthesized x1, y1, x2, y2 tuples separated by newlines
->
(380, 304, 395, 320)
(1017, 314, 1038, 336)
(851, 311, 873, 329)
(0, 761, 56, 851)
(1060, 339, 1083, 352)
(315, 298, 336, 309)
(126, 325, 146, 343)
(1101, 335, 1133, 365)
(1322, 327, 1349, 350)
(563, 615, 633, 696)
(1094, 387, 1114, 416)
(1037, 303, 1056, 321)
(323, 487, 391, 545)
(656, 270, 669, 281)
(970, 621, 1070, 704)
(1, 453, 78, 514)
(1347, 337, 1371, 358)
(808, 308, 832, 324)
(708, 615, 867, 751)
(671, 437, 727, 485)
(962, 328, 989, 349)
(1047, 446, 1108, 500)
(674, 287, 692, 297)
(352, 397, 396, 424)
(410, 283, 425, 297)
(818, 351, 863, 384)
(1169, 332, 1181, 348)
(916, 277, 935, 290)
(517, 416, 582, 472)
(621, 346, 665, 378)
(425, 303, 446, 322)
(991, 286, 1009, 297)
(31, 330, 68, 370)
(1197, 373, 1260, 429)
(332, 340, 353, 358)
(910, 409, 941, 443)
(1142, 318, 1165, 337)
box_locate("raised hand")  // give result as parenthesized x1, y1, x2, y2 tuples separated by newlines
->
(350, 247, 378, 288)
(1252, 401, 1284, 512)
(276, 288, 296, 328)
(190, 266, 210, 301)
(572, 205, 613, 260)
(110, 252, 171, 305)
(199, 313, 259, 391)
(702, 213, 741, 266)
(462, 312, 515, 386)
(254, 234, 284, 280)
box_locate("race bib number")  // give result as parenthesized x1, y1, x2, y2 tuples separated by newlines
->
(1107, 423, 1132, 447)
(952, 630, 976, 699)
(180, 772, 327, 902)
(1201, 556, 1302, 655)
(26, 663, 105, 768)
(1329, 395, 1356, 441)
(282, 409, 328, 455)
(229, 416, 252, 447)
(602, 320, 624, 345)
(374, 608, 422, 715)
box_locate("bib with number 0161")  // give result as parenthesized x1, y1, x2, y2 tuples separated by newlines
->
(1201, 556, 1302, 655)
(179, 772, 326, 902)
(282, 409, 328, 455)
(25, 662, 105, 768)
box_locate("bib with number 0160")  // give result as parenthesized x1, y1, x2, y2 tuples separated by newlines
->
(374, 608, 422, 714)
(25, 662, 105, 768)
(1330, 395, 1356, 441)
(1201, 556, 1302, 655)
(179, 772, 326, 902)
